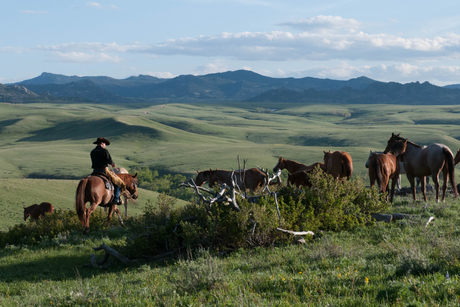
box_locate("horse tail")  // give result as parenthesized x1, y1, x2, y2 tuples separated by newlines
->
(75, 179, 88, 226)
(443, 147, 458, 197)
(372, 159, 384, 192)
(342, 154, 353, 180)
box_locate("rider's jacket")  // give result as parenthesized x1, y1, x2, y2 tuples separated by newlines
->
(90, 145, 114, 169)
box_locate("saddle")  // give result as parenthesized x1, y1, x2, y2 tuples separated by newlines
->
(90, 172, 114, 191)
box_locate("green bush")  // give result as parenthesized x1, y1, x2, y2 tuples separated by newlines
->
(0, 208, 117, 246)
(277, 168, 389, 233)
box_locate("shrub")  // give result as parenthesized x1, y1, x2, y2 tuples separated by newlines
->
(0, 208, 117, 246)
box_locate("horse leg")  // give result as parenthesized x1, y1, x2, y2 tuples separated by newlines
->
(420, 176, 428, 202)
(406, 174, 417, 201)
(84, 202, 99, 234)
(124, 196, 128, 219)
(441, 168, 449, 202)
(431, 172, 440, 203)
(390, 177, 397, 203)
(114, 206, 125, 227)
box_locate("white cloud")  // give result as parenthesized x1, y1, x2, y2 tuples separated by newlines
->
(193, 60, 230, 75)
(292, 62, 460, 85)
(86, 2, 120, 10)
(279, 15, 362, 33)
(146, 72, 176, 78)
(51, 52, 121, 63)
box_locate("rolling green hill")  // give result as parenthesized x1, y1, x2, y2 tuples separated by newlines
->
(1, 102, 460, 180)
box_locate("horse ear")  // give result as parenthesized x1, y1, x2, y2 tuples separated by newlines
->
(196, 170, 200, 173)
(134, 173, 138, 178)
(323, 151, 327, 154)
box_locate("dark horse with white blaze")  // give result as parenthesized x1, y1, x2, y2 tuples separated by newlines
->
(384, 133, 458, 203)
(75, 173, 138, 233)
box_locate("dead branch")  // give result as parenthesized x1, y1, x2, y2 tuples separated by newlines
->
(277, 227, 315, 237)
(86, 243, 138, 268)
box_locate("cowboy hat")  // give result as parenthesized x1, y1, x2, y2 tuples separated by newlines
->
(93, 137, 111, 145)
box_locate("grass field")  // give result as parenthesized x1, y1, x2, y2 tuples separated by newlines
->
(2, 102, 460, 305)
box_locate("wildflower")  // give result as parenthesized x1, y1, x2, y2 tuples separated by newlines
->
(299, 271, 302, 274)
(337, 273, 342, 278)
(365, 277, 369, 284)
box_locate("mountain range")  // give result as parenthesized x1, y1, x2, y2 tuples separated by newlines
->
(2, 70, 460, 104)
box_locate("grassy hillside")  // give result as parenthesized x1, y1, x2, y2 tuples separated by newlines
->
(1, 102, 460, 182)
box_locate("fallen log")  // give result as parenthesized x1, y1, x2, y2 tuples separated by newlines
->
(86, 243, 138, 268)
(277, 227, 315, 237)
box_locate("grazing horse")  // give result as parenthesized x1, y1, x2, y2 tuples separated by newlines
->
(384, 133, 458, 202)
(195, 168, 267, 191)
(368, 139, 407, 202)
(23, 202, 54, 221)
(112, 167, 130, 218)
(273, 157, 326, 174)
(75, 172, 138, 233)
(323, 150, 353, 180)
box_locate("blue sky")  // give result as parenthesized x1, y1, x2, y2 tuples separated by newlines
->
(2, 0, 460, 86)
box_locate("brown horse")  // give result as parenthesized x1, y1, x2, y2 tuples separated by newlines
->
(288, 171, 312, 188)
(368, 139, 407, 202)
(75, 172, 138, 233)
(24, 202, 54, 221)
(323, 150, 353, 180)
(384, 133, 458, 202)
(273, 157, 326, 174)
(195, 168, 267, 191)
(455, 149, 460, 165)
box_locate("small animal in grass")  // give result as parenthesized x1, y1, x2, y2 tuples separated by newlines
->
(23, 202, 55, 221)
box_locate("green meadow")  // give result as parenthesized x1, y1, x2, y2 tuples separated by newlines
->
(1, 101, 460, 228)
(2, 102, 460, 306)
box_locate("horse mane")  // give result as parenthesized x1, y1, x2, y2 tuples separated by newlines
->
(393, 134, 422, 148)
(388, 140, 407, 156)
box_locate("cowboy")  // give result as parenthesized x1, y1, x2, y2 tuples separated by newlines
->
(90, 137, 122, 205)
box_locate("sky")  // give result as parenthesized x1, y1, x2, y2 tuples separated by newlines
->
(3, 0, 460, 86)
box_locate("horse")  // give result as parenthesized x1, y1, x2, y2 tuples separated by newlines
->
(323, 150, 353, 180)
(273, 157, 326, 174)
(195, 168, 267, 192)
(112, 167, 130, 218)
(75, 172, 138, 233)
(455, 149, 460, 165)
(366, 150, 403, 189)
(368, 139, 407, 202)
(23, 202, 54, 221)
(384, 133, 458, 203)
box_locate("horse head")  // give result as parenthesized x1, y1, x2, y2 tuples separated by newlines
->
(195, 169, 214, 186)
(323, 150, 332, 164)
(384, 133, 406, 154)
(23, 204, 37, 221)
(124, 173, 139, 200)
(273, 156, 285, 172)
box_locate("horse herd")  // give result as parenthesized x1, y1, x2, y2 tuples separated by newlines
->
(23, 133, 460, 233)
(195, 133, 460, 206)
